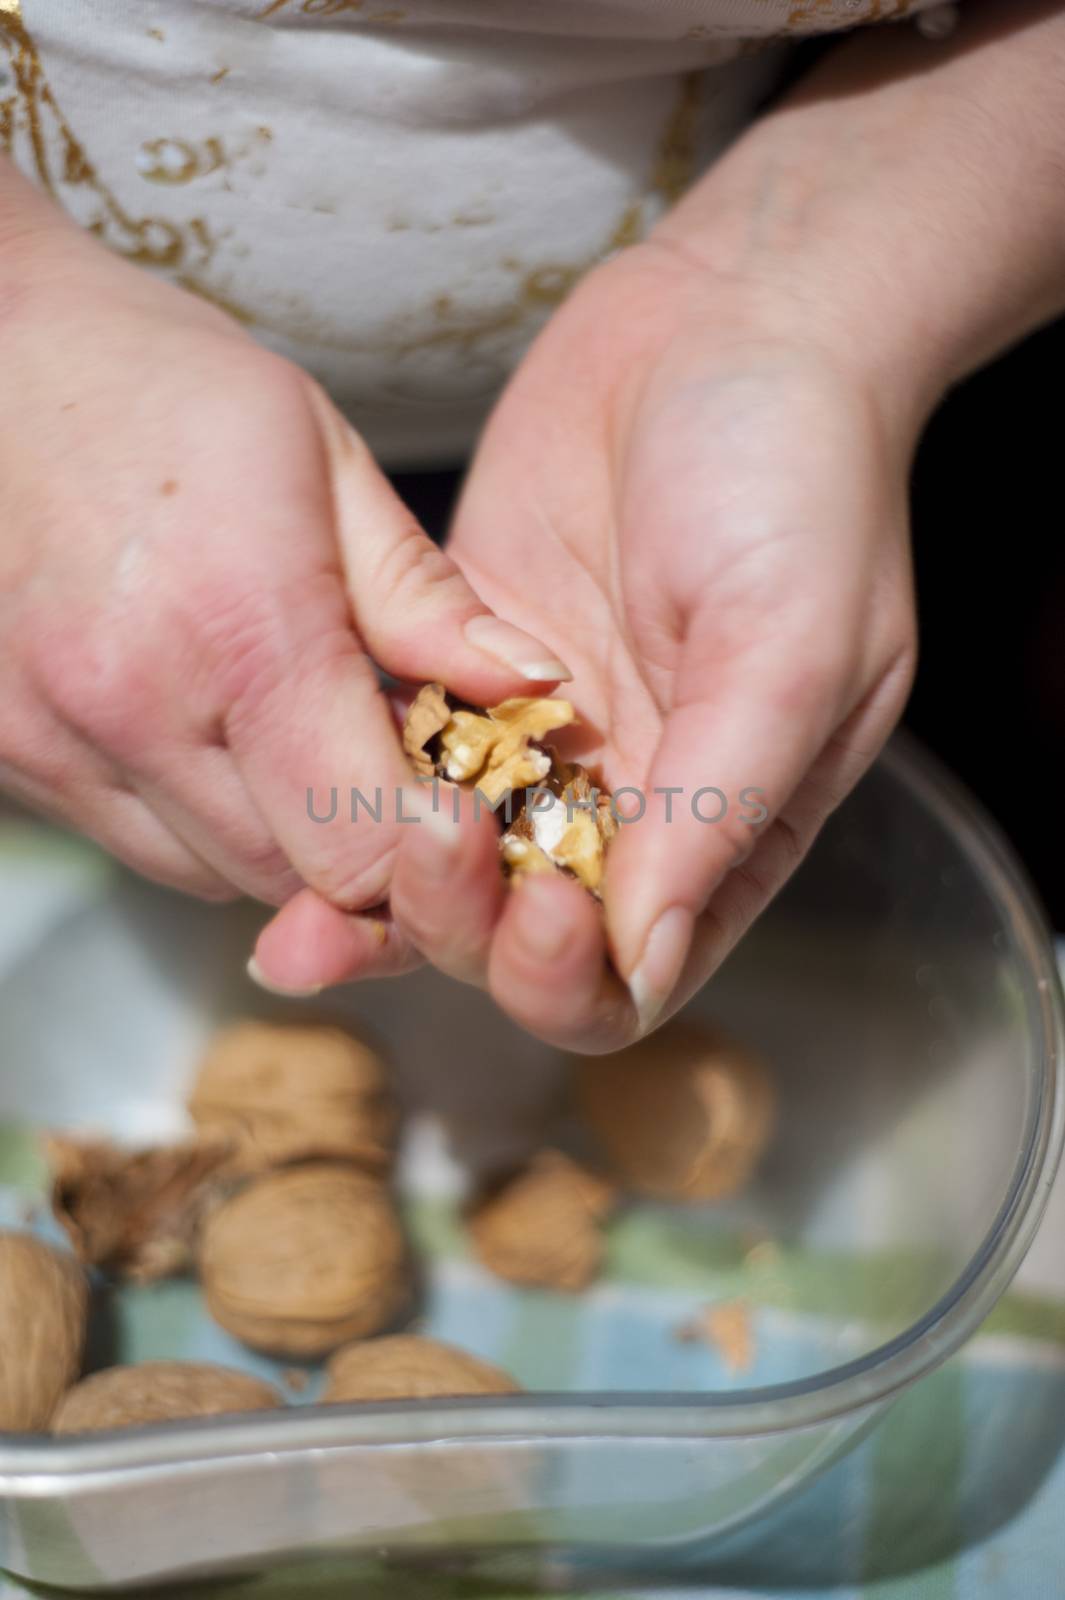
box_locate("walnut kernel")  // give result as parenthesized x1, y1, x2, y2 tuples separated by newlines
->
(403, 683, 575, 805)
(502, 761, 617, 897)
(404, 684, 616, 894)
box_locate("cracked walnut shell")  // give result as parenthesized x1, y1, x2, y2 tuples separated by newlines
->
(323, 1335, 520, 1403)
(52, 1362, 283, 1435)
(45, 1135, 231, 1283)
(0, 1232, 88, 1433)
(577, 1021, 776, 1203)
(188, 1020, 395, 1176)
(200, 1164, 409, 1357)
(468, 1151, 617, 1293)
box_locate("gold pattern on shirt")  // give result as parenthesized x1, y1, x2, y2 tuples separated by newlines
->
(394, 71, 706, 358)
(0, 7, 251, 314)
(259, 0, 365, 17)
(139, 136, 225, 185)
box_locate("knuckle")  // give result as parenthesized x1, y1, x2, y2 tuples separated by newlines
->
(198, 584, 291, 724)
(311, 846, 396, 913)
(373, 527, 472, 620)
(26, 622, 157, 758)
(206, 574, 361, 736)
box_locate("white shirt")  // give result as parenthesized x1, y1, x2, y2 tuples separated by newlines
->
(0, 0, 957, 463)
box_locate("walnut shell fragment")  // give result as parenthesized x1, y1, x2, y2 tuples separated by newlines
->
(323, 1335, 520, 1404)
(577, 1021, 776, 1203)
(402, 682, 452, 779)
(468, 1151, 617, 1293)
(674, 1301, 754, 1375)
(0, 1232, 88, 1433)
(45, 1135, 231, 1284)
(52, 1361, 283, 1435)
(188, 1020, 395, 1176)
(200, 1164, 409, 1357)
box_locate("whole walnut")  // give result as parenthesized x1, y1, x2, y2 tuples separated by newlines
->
(576, 1021, 776, 1202)
(0, 1232, 88, 1432)
(52, 1361, 282, 1435)
(468, 1151, 616, 1293)
(188, 1020, 395, 1176)
(323, 1336, 520, 1404)
(200, 1164, 409, 1357)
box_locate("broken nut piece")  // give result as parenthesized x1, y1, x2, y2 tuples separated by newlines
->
(502, 761, 617, 897)
(403, 683, 576, 806)
(404, 684, 616, 896)
(468, 1150, 617, 1293)
(45, 1135, 232, 1284)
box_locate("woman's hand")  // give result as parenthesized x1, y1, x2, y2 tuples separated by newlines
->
(387, 243, 917, 1048)
(254, 0, 1065, 1038)
(0, 160, 567, 974)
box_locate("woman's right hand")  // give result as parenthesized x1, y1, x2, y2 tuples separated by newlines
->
(0, 159, 568, 980)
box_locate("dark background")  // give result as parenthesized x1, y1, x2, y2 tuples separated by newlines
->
(906, 318, 1065, 928)
(397, 317, 1065, 930)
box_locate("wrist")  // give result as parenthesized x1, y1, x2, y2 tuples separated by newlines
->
(0, 155, 89, 314)
(654, 1, 1065, 432)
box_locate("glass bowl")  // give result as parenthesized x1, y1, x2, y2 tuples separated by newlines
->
(0, 732, 1061, 1592)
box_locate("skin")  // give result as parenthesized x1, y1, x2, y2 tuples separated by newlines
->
(3, 1, 1064, 1046)
(256, 0, 1065, 1047)
(0, 172, 568, 946)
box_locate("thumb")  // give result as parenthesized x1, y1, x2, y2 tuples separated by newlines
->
(309, 388, 571, 701)
(604, 628, 844, 1033)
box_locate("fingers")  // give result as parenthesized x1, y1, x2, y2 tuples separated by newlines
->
(603, 639, 848, 1034)
(683, 665, 918, 988)
(389, 786, 507, 986)
(0, 751, 236, 902)
(307, 387, 572, 702)
(251, 886, 421, 993)
(126, 746, 302, 905)
(606, 642, 914, 1033)
(487, 873, 636, 1052)
(218, 573, 412, 912)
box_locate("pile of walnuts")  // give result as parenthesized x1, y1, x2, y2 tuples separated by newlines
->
(0, 1011, 775, 1436)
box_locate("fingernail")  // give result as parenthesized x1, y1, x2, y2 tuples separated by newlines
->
(464, 616, 572, 683)
(627, 906, 694, 1034)
(246, 955, 325, 998)
(513, 876, 572, 962)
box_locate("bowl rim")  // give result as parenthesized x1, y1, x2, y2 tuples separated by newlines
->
(2, 731, 1063, 1474)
